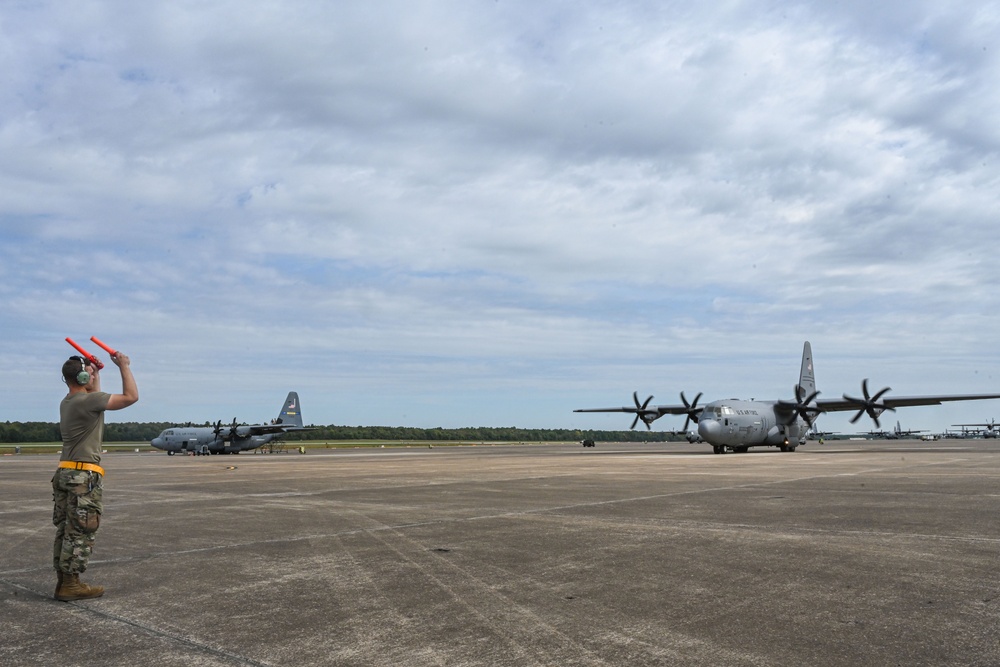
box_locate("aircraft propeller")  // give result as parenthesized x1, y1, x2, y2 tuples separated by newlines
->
(792, 384, 822, 426)
(212, 420, 223, 438)
(630, 392, 656, 430)
(680, 391, 703, 431)
(844, 379, 895, 428)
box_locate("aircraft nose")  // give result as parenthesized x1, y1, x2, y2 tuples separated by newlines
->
(698, 419, 721, 443)
(151, 437, 163, 449)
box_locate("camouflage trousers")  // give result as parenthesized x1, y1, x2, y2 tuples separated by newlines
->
(52, 468, 103, 574)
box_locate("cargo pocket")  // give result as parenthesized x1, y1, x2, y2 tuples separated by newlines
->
(74, 507, 101, 534)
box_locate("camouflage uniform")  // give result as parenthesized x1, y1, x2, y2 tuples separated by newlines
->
(52, 468, 103, 574)
(54, 390, 109, 575)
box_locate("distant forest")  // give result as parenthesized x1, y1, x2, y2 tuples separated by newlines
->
(0, 421, 683, 444)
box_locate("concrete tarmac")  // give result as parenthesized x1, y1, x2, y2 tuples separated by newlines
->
(1, 440, 999, 666)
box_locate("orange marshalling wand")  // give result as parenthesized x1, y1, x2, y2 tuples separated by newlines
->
(89, 336, 118, 357)
(65, 337, 104, 370)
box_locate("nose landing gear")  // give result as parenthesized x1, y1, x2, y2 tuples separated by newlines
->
(779, 439, 798, 452)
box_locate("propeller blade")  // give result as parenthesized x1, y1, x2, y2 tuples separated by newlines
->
(870, 386, 891, 403)
(790, 386, 822, 426)
(629, 391, 654, 430)
(680, 391, 703, 425)
(844, 379, 894, 426)
(633, 392, 653, 411)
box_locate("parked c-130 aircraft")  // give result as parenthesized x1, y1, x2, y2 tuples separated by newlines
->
(575, 342, 1000, 454)
(151, 392, 310, 455)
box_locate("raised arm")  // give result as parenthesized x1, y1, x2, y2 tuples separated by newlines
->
(105, 352, 138, 411)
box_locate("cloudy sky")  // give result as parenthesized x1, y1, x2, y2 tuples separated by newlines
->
(3, 1, 1000, 434)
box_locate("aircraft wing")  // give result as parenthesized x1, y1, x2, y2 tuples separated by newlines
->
(573, 404, 692, 418)
(245, 424, 289, 435)
(212, 423, 315, 440)
(816, 393, 1000, 413)
(244, 424, 314, 435)
(574, 392, 704, 431)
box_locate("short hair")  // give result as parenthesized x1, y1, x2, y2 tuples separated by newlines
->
(62, 356, 91, 384)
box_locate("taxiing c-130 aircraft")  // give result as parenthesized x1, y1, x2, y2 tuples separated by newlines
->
(151, 392, 311, 455)
(575, 342, 1000, 454)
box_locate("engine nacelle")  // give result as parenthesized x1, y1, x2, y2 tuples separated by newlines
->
(765, 426, 787, 446)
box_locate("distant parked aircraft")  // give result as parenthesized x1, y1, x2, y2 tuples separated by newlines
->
(951, 419, 999, 438)
(868, 421, 926, 439)
(151, 392, 311, 455)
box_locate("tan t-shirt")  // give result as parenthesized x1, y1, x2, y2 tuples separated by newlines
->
(59, 392, 110, 464)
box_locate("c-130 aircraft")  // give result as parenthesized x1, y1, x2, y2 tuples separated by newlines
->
(151, 392, 310, 455)
(575, 342, 1000, 454)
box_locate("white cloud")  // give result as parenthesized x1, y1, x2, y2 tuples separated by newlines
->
(2, 1, 1000, 432)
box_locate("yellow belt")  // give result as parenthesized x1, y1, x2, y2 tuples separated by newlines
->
(58, 461, 105, 477)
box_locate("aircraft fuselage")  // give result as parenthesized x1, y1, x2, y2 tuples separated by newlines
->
(696, 399, 809, 452)
(150, 428, 279, 455)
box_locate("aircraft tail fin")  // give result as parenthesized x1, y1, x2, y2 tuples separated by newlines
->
(798, 341, 816, 399)
(277, 392, 304, 428)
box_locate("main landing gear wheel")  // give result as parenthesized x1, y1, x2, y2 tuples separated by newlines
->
(713, 446, 727, 454)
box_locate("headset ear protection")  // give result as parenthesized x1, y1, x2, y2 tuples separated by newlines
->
(75, 356, 91, 386)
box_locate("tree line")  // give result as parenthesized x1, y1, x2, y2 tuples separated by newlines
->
(0, 420, 682, 444)
(0, 421, 174, 443)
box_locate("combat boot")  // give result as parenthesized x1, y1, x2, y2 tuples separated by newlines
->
(55, 573, 104, 601)
(54, 570, 63, 597)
